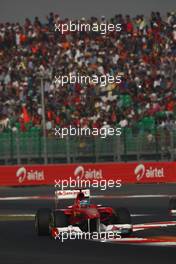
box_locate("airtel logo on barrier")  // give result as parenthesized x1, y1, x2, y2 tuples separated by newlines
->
(74, 166, 102, 180)
(16, 167, 45, 183)
(134, 164, 165, 181)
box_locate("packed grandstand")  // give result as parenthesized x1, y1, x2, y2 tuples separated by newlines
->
(0, 12, 176, 135)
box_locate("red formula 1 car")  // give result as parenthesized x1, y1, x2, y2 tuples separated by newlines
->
(35, 189, 132, 240)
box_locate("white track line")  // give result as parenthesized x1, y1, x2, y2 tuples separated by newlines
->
(0, 196, 52, 201)
(131, 214, 155, 217)
(0, 214, 35, 217)
(91, 194, 169, 199)
(0, 213, 151, 218)
(0, 194, 170, 201)
(133, 221, 176, 232)
(103, 239, 176, 246)
(142, 242, 176, 246)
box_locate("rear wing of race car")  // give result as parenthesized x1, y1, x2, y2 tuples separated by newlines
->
(54, 189, 90, 208)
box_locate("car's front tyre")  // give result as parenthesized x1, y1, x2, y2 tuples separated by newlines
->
(35, 208, 51, 236)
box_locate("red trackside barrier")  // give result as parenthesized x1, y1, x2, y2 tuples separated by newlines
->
(0, 162, 175, 186)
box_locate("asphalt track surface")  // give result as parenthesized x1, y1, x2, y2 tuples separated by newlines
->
(1, 184, 176, 264)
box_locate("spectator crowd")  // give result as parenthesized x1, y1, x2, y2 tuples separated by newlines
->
(0, 11, 176, 134)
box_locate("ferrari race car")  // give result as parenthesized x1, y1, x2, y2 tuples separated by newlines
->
(35, 189, 132, 240)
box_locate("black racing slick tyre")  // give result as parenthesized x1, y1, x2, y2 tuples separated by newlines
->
(110, 208, 132, 237)
(116, 208, 131, 224)
(79, 218, 99, 233)
(89, 218, 99, 233)
(35, 208, 51, 236)
(169, 198, 176, 210)
(110, 208, 131, 224)
(51, 211, 68, 227)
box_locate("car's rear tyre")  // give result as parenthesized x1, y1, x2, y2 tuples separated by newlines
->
(35, 208, 51, 236)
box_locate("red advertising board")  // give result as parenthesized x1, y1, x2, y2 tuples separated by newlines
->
(0, 162, 175, 186)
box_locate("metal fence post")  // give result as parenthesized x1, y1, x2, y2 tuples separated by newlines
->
(40, 77, 48, 164)
(123, 127, 127, 161)
(66, 135, 71, 163)
(155, 126, 159, 161)
(170, 130, 174, 161)
(16, 132, 21, 164)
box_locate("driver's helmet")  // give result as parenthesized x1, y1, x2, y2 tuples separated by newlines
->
(79, 198, 90, 208)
